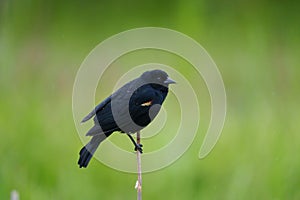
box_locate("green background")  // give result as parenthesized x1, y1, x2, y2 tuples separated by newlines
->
(1, 0, 299, 199)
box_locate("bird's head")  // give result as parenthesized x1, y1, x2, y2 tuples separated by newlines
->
(141, 69, 176, 87)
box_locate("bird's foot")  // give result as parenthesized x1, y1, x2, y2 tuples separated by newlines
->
(134, 144, 143, 154)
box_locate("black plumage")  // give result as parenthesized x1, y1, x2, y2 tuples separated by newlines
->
(78, 69, 176, 168)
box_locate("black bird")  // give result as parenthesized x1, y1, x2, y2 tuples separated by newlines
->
(78, 69, 176, 168)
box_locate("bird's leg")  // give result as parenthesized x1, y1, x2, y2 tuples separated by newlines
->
(126, 134, 143, 153)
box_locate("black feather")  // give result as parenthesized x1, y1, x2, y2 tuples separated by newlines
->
(77, 69, 175, 168)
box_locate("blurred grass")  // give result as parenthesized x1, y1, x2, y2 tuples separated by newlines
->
(1, 0, 300, 199)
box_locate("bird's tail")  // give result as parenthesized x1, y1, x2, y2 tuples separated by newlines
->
(78, 133, 111, 168)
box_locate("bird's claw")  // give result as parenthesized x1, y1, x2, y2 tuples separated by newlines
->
(134, 144, 143, 154)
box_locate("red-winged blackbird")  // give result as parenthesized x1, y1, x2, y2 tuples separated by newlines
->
(78, 69, 176, 168)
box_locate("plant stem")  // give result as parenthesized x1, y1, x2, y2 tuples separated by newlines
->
(136, 131, 142, 200)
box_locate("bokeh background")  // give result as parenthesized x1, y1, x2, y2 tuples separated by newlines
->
(1, 0, 299, 199)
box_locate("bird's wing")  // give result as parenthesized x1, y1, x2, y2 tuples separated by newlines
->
(81, 95, 112, 123)
(84, 82, 137, 136)
(82, 77, 143, 133)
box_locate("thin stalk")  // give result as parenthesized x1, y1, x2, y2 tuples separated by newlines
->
(136, 131, 142, 200)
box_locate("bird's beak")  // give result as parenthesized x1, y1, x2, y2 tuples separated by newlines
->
(164, 77, 176, 84)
